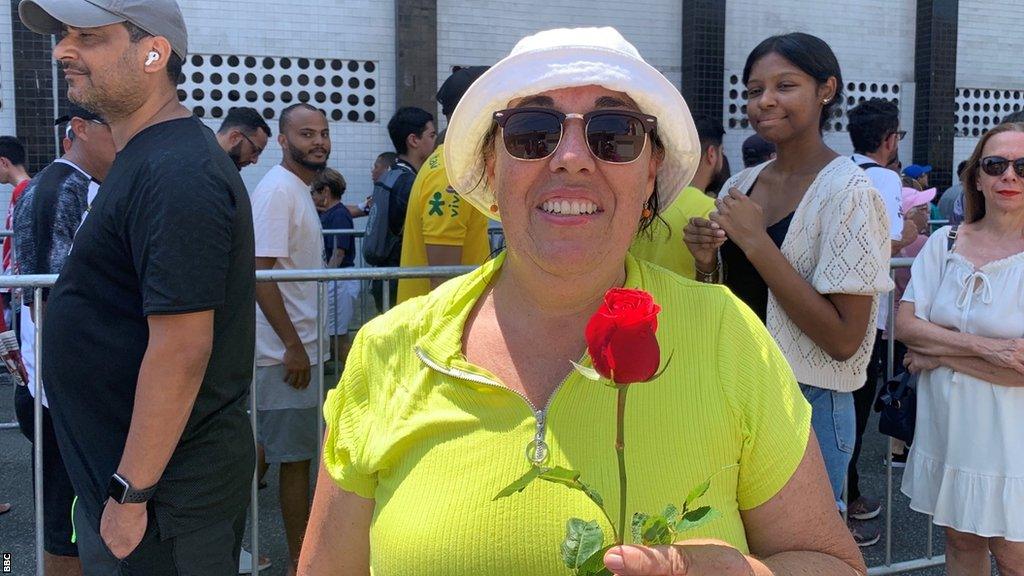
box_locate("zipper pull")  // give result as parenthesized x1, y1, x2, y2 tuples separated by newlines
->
(526, 409, 550, 466)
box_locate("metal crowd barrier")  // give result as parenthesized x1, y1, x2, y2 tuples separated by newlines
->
(1, 261, 948, 575)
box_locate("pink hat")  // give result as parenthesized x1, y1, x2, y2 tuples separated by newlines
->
(902, 186, 936, 214)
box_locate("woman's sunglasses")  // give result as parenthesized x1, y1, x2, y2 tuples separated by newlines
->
(980, 156, 1024, 178)
(493, 107, 658, 163)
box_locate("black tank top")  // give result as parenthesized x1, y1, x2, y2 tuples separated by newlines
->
(720, 199, 795, 323)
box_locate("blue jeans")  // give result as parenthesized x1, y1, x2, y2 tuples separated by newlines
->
(800, 384, 856, 507)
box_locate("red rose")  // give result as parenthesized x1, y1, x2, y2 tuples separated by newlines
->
(584, 288, 662, 384)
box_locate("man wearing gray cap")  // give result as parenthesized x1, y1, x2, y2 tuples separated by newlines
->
(19, 2, 256, 574)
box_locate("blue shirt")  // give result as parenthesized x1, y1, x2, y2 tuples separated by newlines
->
(320, 202, 355, 268)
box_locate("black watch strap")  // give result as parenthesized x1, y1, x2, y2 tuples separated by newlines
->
(108, 473, 157, 504)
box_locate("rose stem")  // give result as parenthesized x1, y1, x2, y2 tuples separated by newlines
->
(615, 384, 628, 545)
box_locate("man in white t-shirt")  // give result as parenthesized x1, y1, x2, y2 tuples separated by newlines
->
(845, 98, 917, 546)
(250, 103, 329, 576)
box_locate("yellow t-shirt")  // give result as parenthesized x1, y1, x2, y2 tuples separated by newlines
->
(397, 145, 491, 304)
(629, 186, 716, 279)
(324, 253, 811, 575)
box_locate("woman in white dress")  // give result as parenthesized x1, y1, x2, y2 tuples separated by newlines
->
(896, 122, 1024, 575)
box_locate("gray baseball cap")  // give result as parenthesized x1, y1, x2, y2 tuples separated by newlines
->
(19, 0, 188, 60)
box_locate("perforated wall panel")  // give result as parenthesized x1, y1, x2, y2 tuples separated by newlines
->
(954, 88, 1024, 137)
(177, 54, 380, 123)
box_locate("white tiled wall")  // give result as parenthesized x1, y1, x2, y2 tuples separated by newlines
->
(0, 0, 19, 206)
(436, 0, 682, 129)
(722, 0, 917, 170)
(954, 0, 1024, 170)
(3, 0, 1020, 206)
(178, 0, 396, 210)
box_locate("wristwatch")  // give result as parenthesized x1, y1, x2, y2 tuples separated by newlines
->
(107, 473, 157, 504)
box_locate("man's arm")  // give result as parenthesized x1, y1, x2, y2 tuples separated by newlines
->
(102, 311, 214, 559)
(424, 244, 463, 289)
(255, 256, 310, 389)
(326, 249, 347, 270)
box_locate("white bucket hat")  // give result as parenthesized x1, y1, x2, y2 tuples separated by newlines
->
(444, 27, 700, 220)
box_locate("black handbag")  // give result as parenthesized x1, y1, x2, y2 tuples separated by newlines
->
(875, 371, 917, 444)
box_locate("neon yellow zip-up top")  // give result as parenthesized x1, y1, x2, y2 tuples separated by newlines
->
(323, 252, 811, 575)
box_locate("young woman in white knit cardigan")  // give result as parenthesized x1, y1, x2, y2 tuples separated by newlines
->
(685, 33, 892, 531)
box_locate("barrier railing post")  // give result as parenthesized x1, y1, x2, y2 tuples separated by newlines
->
(33, 288, 44, 576)
(316, 280, 325, 453)
(885, 268, 896, 567)
(250, 352, 260, 573)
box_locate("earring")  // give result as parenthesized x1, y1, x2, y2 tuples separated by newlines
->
(641, 206, 653, 219)
(821, 98, 831, 105)
(489, 203, 499, 214)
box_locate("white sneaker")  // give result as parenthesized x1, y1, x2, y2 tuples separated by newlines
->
(239, 548, 272, 574)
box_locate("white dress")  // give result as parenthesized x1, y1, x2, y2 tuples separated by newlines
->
(900, 226, 1024, 540)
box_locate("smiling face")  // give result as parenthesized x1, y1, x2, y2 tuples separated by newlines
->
(974, 130, 1024, 217)
(745, 52, 835, 144)
(485, 85, 660, 278)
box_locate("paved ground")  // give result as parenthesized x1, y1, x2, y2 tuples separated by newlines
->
(0, 370, 1001, 575)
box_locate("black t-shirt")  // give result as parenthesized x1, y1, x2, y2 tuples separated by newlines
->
(42, 116, 256, 536)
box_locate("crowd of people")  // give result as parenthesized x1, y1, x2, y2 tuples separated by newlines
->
(0, 1, 1021, 575)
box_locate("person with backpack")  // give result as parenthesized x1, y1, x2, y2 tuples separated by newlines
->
(363, 107, 436, 311)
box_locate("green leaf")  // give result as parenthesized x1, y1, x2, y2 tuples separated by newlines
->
(539, 466, 581, 487)
(675, 506, 721, 533)
(493, 466, 546, 500)
(577, 544, 616, 576)
(538, 467, 605, 510)
(684, 477, 712, 510)
(561, 518, 605, 570)
(579, 480, 605, 509)
(631, 512, 648, 545)
(571, 360, 602, 381)
(640, 514, 674, 546)
(661, 504, 679, 526)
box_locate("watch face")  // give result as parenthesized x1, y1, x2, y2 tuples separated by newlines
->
(108, 475, 130, 503)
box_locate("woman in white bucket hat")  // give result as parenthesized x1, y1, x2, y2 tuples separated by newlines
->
(302, 27, 864, 575)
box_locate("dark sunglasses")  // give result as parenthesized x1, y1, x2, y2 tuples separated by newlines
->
(493, 107, 658, 163)
(980, 156, 1024, 178)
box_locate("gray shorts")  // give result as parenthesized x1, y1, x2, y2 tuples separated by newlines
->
(257, 406, 319, 463)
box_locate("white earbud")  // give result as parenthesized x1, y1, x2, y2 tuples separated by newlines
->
(145, 51, 160, 66)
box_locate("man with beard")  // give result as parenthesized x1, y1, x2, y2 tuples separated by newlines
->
(845, 97, 917, 547)
(12, 103, 114, 576)
(216, 106, 271, 171)
(628, 114, 720, 279)
(249, 102, 329, 576)
(17, 1, 256, 574)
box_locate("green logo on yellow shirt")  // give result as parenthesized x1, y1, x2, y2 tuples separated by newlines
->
(429, 192, 445, 216)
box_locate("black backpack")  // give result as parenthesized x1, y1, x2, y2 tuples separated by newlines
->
(363, 164, 414, 266)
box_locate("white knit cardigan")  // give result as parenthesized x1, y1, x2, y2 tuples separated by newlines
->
(719, 157, 893, 392)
